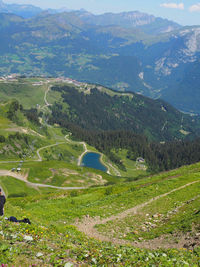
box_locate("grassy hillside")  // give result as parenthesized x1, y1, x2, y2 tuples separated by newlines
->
(1, 78, 200, 175)
(0, 83, 129, 183)
(0, 162, 199, 265)
(0, 77, 199, 266)
(0, 79, 48, 109)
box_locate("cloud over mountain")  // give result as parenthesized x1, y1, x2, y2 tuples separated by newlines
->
(189, 3, 200, 12)
(160, 3, 184, 10)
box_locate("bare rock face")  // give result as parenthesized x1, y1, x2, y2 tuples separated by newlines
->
(154, 27, 200, 77)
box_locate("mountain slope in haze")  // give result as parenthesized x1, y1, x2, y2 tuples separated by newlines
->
(0, 0, 181, 34)
(74, 10, 181, 35)
(0, 12, 147, 93)
(0, 0, 43, 18)
(0, 12, 199, 114)
(138, 26, 200, 114)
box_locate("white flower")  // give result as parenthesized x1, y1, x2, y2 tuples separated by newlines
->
(64, 263, 73, 267)
(23, 235, 33, 241)
(36, 252, 44, 257)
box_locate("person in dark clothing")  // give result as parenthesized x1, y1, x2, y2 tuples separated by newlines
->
(0, 188, 6, 216)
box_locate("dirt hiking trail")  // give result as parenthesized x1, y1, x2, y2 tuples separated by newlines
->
(75, 180, 200, 249)
(0, 170, 85, 191)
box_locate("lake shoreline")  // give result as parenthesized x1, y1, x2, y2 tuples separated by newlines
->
(81, 152, 108, 172)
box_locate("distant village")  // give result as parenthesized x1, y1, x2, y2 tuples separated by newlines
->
(0, 74, 84, 87)
(0, 74, 19, 82)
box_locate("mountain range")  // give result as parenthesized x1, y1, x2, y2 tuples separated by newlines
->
(0, 0, 181, 34)
(0, 0, 43, 18)
(0, 2, 199, 114)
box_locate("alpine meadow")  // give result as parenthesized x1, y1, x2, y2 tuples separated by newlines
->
(0, 0, 200, 266)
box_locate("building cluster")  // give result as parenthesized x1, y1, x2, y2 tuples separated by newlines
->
(0, 74, 86, 87)
(54, 77, 82, 87)
(0, 74, 18, 81)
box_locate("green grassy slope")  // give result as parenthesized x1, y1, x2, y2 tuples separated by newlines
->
(0, 80, 48, 109)
(0, 162, 199, 265)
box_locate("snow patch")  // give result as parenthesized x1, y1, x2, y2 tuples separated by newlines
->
(139, 72, 144, 80)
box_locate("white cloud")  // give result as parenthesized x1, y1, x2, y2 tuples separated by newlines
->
(160, 3, 184, 10)
(189, 3, 200, 12)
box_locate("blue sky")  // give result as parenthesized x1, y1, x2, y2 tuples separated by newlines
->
(4, 0, 200, 25)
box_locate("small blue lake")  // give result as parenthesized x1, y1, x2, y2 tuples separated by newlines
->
(81, 152, 107, 172)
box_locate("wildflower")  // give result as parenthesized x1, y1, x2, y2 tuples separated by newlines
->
(36, 252, 43, 257)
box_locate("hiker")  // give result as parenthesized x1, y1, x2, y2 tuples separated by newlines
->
(0, 188, 6, 216)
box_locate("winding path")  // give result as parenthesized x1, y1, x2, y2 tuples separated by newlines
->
(64, 135, 121, 176)
(36, 142, 65, 161)
(0, 170, 85, 190)
(103, 160, 121, 176)
(75, 180, 200, 248)
(64, 134, 89, 166)
(0, 135, 121, 175)
(42, 86, 52, 109)
(77, 142, 88, 166)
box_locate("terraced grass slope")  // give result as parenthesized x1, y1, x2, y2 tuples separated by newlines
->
(0, 162, 199, 265)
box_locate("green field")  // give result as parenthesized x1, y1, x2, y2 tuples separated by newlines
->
(0, 81, 47, 109)
(0, 162, 199, 266)
(112, 149, 148, 178)
(0, 176, 56, 197)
